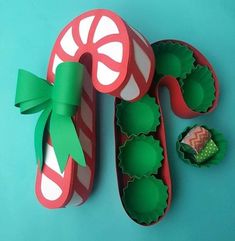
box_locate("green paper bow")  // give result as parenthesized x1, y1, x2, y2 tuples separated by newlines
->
(15, 62, 86, 172)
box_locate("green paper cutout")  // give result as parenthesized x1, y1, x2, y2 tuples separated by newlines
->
(119, 135, 163, 178)
(176, 125, 227, 167)
(15, 70, 52, 114)
(50, 112, 86, 171)
(116, 95, 160, 136)
(194, 139, 219, 163)
(15, 62, 86, 172)
(152, 42, 195, 79)
(35, 105, 51, 170)
(122, 176, 168, 224)
(181, 65, 216, 112)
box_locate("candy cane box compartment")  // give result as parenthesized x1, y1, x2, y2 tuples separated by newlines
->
(114, 40, 219, 225)
(36, 9, 155, 208)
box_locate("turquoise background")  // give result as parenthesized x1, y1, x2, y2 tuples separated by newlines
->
(0, 0, 235, 240)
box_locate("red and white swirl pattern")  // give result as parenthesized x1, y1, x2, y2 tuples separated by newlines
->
(35, 9, 155, 208)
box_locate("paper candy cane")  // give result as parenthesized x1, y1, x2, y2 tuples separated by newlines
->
(114, 40, 219, 225)
(32, 9, 154, 208)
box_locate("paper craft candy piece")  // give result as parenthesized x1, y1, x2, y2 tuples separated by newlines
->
(176, 125, 226, 167)
(194, 139, 219, 163)
(15, 9, 155, 209)
(181, 126, 211, 153)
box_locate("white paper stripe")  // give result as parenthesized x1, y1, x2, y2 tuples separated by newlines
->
(120, 75, 140, 100)
(97, 61, 119, 85)
(79, 16, 95, 44)
(65, 191, 83, 207)
(77, 165, 91, 190)
(52, 54, 63, 74)
(44, 144, 64, 177)
(79, 129, 92, 159)
(60, 27, 79, 56)
(130, 26, 148, 46)
(98, 42, 123, 63)
(133, 40, 151, 81)
(41, 174, 62, 201)
(81, 98, 93, 131)
(93, 16, 119, 43)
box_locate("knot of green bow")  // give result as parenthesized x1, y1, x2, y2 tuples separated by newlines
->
(15, 62, 86, 172)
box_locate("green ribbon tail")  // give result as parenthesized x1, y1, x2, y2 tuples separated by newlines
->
(35, 106, 52, 170)
(49, 112, 86, 172)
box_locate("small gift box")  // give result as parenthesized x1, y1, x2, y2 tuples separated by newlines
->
(181, 126, 211, 154)
(177, 125, 227, 167)
(194, 139, 219, 163)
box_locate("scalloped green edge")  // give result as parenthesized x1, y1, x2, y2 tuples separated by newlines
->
(122, 176, 168, 224)
(176, 125, 227, 167)
(152, 41, 195, 79)
(118, 135, 164, 178)
(180, 65, 216, 113)
(116, 95, 161, 137)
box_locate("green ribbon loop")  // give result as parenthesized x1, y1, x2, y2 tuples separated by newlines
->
(15, 62, 86, 172)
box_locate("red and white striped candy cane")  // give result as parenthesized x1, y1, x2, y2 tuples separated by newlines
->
(35, 9, 155, 208)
